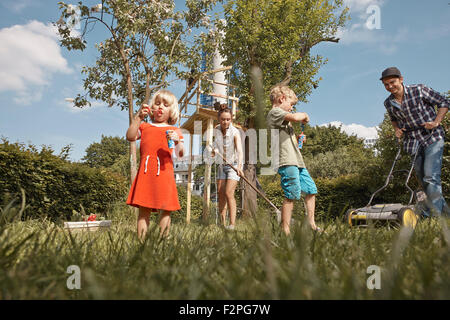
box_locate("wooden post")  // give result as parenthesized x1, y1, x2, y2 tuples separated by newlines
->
(203, 118, 214, 222)
(186, 133, 193, 224)
(196, 79, 201, 114)
(232, 100, 237, 120)
(242, 134, 257, 217)
(231, 87, 237, 120)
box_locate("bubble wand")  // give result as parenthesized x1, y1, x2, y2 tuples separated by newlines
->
(298, 123, 306, 149)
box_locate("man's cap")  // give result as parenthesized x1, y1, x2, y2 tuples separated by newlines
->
(380, 67, 402, 80)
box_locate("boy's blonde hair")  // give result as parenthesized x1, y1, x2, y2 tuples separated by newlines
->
(149, 89, 179, 125)
(269, 85, 298, 105)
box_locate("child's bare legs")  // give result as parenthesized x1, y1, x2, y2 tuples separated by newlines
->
(137, 208, 172, 240)
(304, 194, 318, 230)
(281, 198, 294, 235)
(137, 207, 151, 240)
(217, 179, 228, 225)
(225, 179, 238, 227)
(159, 210, 171, 237)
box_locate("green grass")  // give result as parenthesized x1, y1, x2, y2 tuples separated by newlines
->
(0, 202, 449, 299)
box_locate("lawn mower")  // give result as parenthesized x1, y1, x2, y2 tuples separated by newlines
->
(345, 142, 421, 229)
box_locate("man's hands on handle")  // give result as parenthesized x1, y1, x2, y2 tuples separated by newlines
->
(395, 127, 406, 139)
(421, 121, 439, 130)
(394, 120, 440, 140)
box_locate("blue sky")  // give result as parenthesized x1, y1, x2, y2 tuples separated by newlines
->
(0, 0, 449, 161)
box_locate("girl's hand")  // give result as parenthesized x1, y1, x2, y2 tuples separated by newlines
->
(237, 168, 245, 178)
(166, 130, 180, 142)
(138, 104, 152, 120)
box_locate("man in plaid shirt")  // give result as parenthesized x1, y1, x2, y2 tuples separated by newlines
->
(380, 67, 449, 217)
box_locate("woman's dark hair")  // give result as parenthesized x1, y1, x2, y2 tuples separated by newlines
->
(217, 103, 232, 119)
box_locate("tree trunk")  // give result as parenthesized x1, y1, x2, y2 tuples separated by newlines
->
(241, 65, 264, 217)
(242, 163, 257, 217)
(242, 128, 258, 217)
(125, 58, 137, 184)
(203, 118, 214, 222)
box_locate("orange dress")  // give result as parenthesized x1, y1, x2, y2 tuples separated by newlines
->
(126, 122, 183, 212)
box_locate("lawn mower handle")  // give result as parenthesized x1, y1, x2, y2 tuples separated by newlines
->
(366, 141, 403, 207)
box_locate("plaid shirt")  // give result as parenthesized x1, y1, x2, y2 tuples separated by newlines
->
(384, 84, 449, 154)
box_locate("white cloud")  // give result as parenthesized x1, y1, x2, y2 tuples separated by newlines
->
(320, 121, 379, 140)
(58, 87, 109, 114)
(13, 89, 43, 105)
(337, 23, 409, 50)
(58, 83, 115, 113)
(338, 0, 407, 54)
(0, 20, 72, 105)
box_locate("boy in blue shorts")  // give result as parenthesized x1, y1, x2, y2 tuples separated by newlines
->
(267, 85, 320, 235)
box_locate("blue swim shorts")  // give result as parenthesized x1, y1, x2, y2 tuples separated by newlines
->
(277, 165, 317, 200)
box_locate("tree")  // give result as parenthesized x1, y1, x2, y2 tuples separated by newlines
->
(306, 144, 375, 179)
(301, 124, 366, 158)
(215, 0, 349, 215)
(218, 0, 349, 122)
(56, 0, 220, 183)
(82, 135, 128, 168)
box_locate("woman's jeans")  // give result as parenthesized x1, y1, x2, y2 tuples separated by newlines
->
(414, 138, 449, 217)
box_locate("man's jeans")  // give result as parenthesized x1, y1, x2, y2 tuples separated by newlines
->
(414, 138, 449, 217)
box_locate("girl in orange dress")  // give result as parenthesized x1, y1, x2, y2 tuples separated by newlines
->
(126, 90, 184, 240)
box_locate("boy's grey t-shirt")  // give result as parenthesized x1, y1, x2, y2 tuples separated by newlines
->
(267, 107, 305, 170)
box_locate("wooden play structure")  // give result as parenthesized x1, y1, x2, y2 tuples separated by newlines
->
(178, 66, 240, 223)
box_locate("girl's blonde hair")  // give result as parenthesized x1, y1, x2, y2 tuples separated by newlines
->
(269, 85, 298, 105)
(149, 89, 179, 125)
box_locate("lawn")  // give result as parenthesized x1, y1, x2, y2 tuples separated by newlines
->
(1, 202, 449, 299)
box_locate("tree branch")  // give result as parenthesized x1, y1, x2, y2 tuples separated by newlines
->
(280, 37, 340, 86)
(142, 31, 183, 103)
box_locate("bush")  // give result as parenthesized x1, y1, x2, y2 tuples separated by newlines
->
(174, 185, 205, 222)
(306, 145, 376, 179)
(259, 171, 417, 221)
(0, 139, 127, 221)
(314, 175, 373, 219)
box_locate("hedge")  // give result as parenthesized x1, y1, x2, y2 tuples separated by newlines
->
(0, 139, 127, 221)
(258, 172, 417, 220)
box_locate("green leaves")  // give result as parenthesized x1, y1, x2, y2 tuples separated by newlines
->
(56, 0, 220, 113)
(82, 135, 129, 168)
(218, 0, 349, 122)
